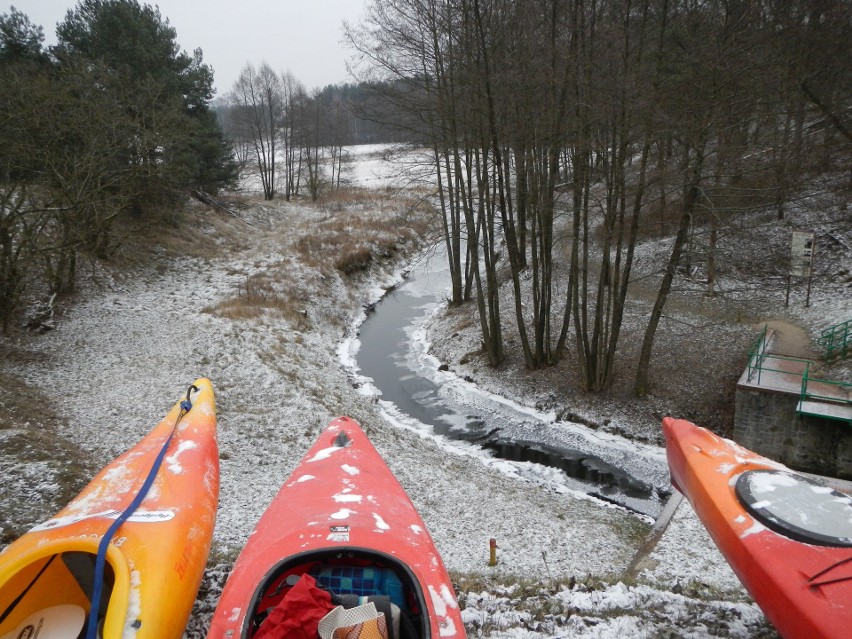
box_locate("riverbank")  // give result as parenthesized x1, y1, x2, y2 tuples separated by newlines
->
(424, 177, 851, 446)
(1, 189, 778, 637)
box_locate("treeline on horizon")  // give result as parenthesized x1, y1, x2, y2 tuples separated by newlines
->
(213, 71, 419, 202)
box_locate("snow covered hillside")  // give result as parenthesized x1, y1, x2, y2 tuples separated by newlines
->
(12, 144, 851, 637)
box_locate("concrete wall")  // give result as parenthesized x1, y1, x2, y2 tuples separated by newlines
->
(734, 385, 852, 479)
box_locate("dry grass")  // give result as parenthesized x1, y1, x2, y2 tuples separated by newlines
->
(199, 187, 435, 324)
(204, 273, 310, 327)
(110, 202, 256, 268)
(295, 189, 433, 276)
(335, 245, 375, 275)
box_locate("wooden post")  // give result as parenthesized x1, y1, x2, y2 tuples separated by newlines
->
(488, 538, 498, 566)
(805, 254, 814, 308)
(785, 273, 791, 307)
(790, 230, 815, 308)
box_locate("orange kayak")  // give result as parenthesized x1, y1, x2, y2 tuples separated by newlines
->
(663, 417, 852, 639)
(207, 416, 465, 639)
(0, 379, 219, 639)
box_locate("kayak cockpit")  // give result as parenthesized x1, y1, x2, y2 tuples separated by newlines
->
(0, 551, 116, 639)
(244, 548, 430, 639)
(735, 470, 852, 547)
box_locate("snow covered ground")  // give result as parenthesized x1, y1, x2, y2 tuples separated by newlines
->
(0, 146, 800, 637)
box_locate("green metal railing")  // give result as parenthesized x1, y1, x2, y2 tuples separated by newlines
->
(799, 362, 852, 423)
(745, 325, 851, 422)
(818, 319, 851, 362)
(751, 354, 813, 386)
(746, 324, 770, 383)
(746, 325, 811, 385)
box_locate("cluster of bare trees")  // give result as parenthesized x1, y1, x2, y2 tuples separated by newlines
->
(348, 0, 851, 395)
(220, 64, 356, 201)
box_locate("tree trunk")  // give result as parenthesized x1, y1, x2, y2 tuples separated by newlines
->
(635, 145, 706, 397)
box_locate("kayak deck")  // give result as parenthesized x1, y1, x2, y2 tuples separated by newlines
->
(207, 416, 465, 639)
(0, 380, 219, 639)
(663, 417, 852, 639)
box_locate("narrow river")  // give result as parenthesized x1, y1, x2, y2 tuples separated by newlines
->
(350, 246, 671, 518)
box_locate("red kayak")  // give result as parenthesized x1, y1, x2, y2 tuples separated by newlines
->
(207, 416, 465, 639)
(663, 417, 852, 639)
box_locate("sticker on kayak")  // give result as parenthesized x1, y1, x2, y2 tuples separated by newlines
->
(30, 509, 176, 532)
(0, 604, 84, 639)
(736, 470, 852, 547)
(328, 525, 350, 542)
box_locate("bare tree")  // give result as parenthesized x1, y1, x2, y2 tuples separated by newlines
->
(230, 63, 283, 199)
(280, 71, 306, 200)
(217, 99, 253, 170)
(300, 89, 325, 201)
(346, 0, 474, 307)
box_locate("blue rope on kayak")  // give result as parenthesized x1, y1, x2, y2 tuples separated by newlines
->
(85, 384, 198, 639)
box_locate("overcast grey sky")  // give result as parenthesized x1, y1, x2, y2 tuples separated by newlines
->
(8, 0, 368, 96)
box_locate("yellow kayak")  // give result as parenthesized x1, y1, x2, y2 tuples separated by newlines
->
(0, 379, 219, 639)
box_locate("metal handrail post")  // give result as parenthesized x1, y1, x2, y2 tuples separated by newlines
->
(800, 361, 810, 406)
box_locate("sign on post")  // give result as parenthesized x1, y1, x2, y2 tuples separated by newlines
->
(790, 230, 815, 277)
(787, 230, 815, 307)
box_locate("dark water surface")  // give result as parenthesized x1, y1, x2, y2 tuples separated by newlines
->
(355, 249, 669, 517)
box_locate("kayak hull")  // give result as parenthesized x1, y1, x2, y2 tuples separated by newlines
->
(0, 379, 219, 639)
(663, 417, 852, 639)
(207, 416, 465, 638)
